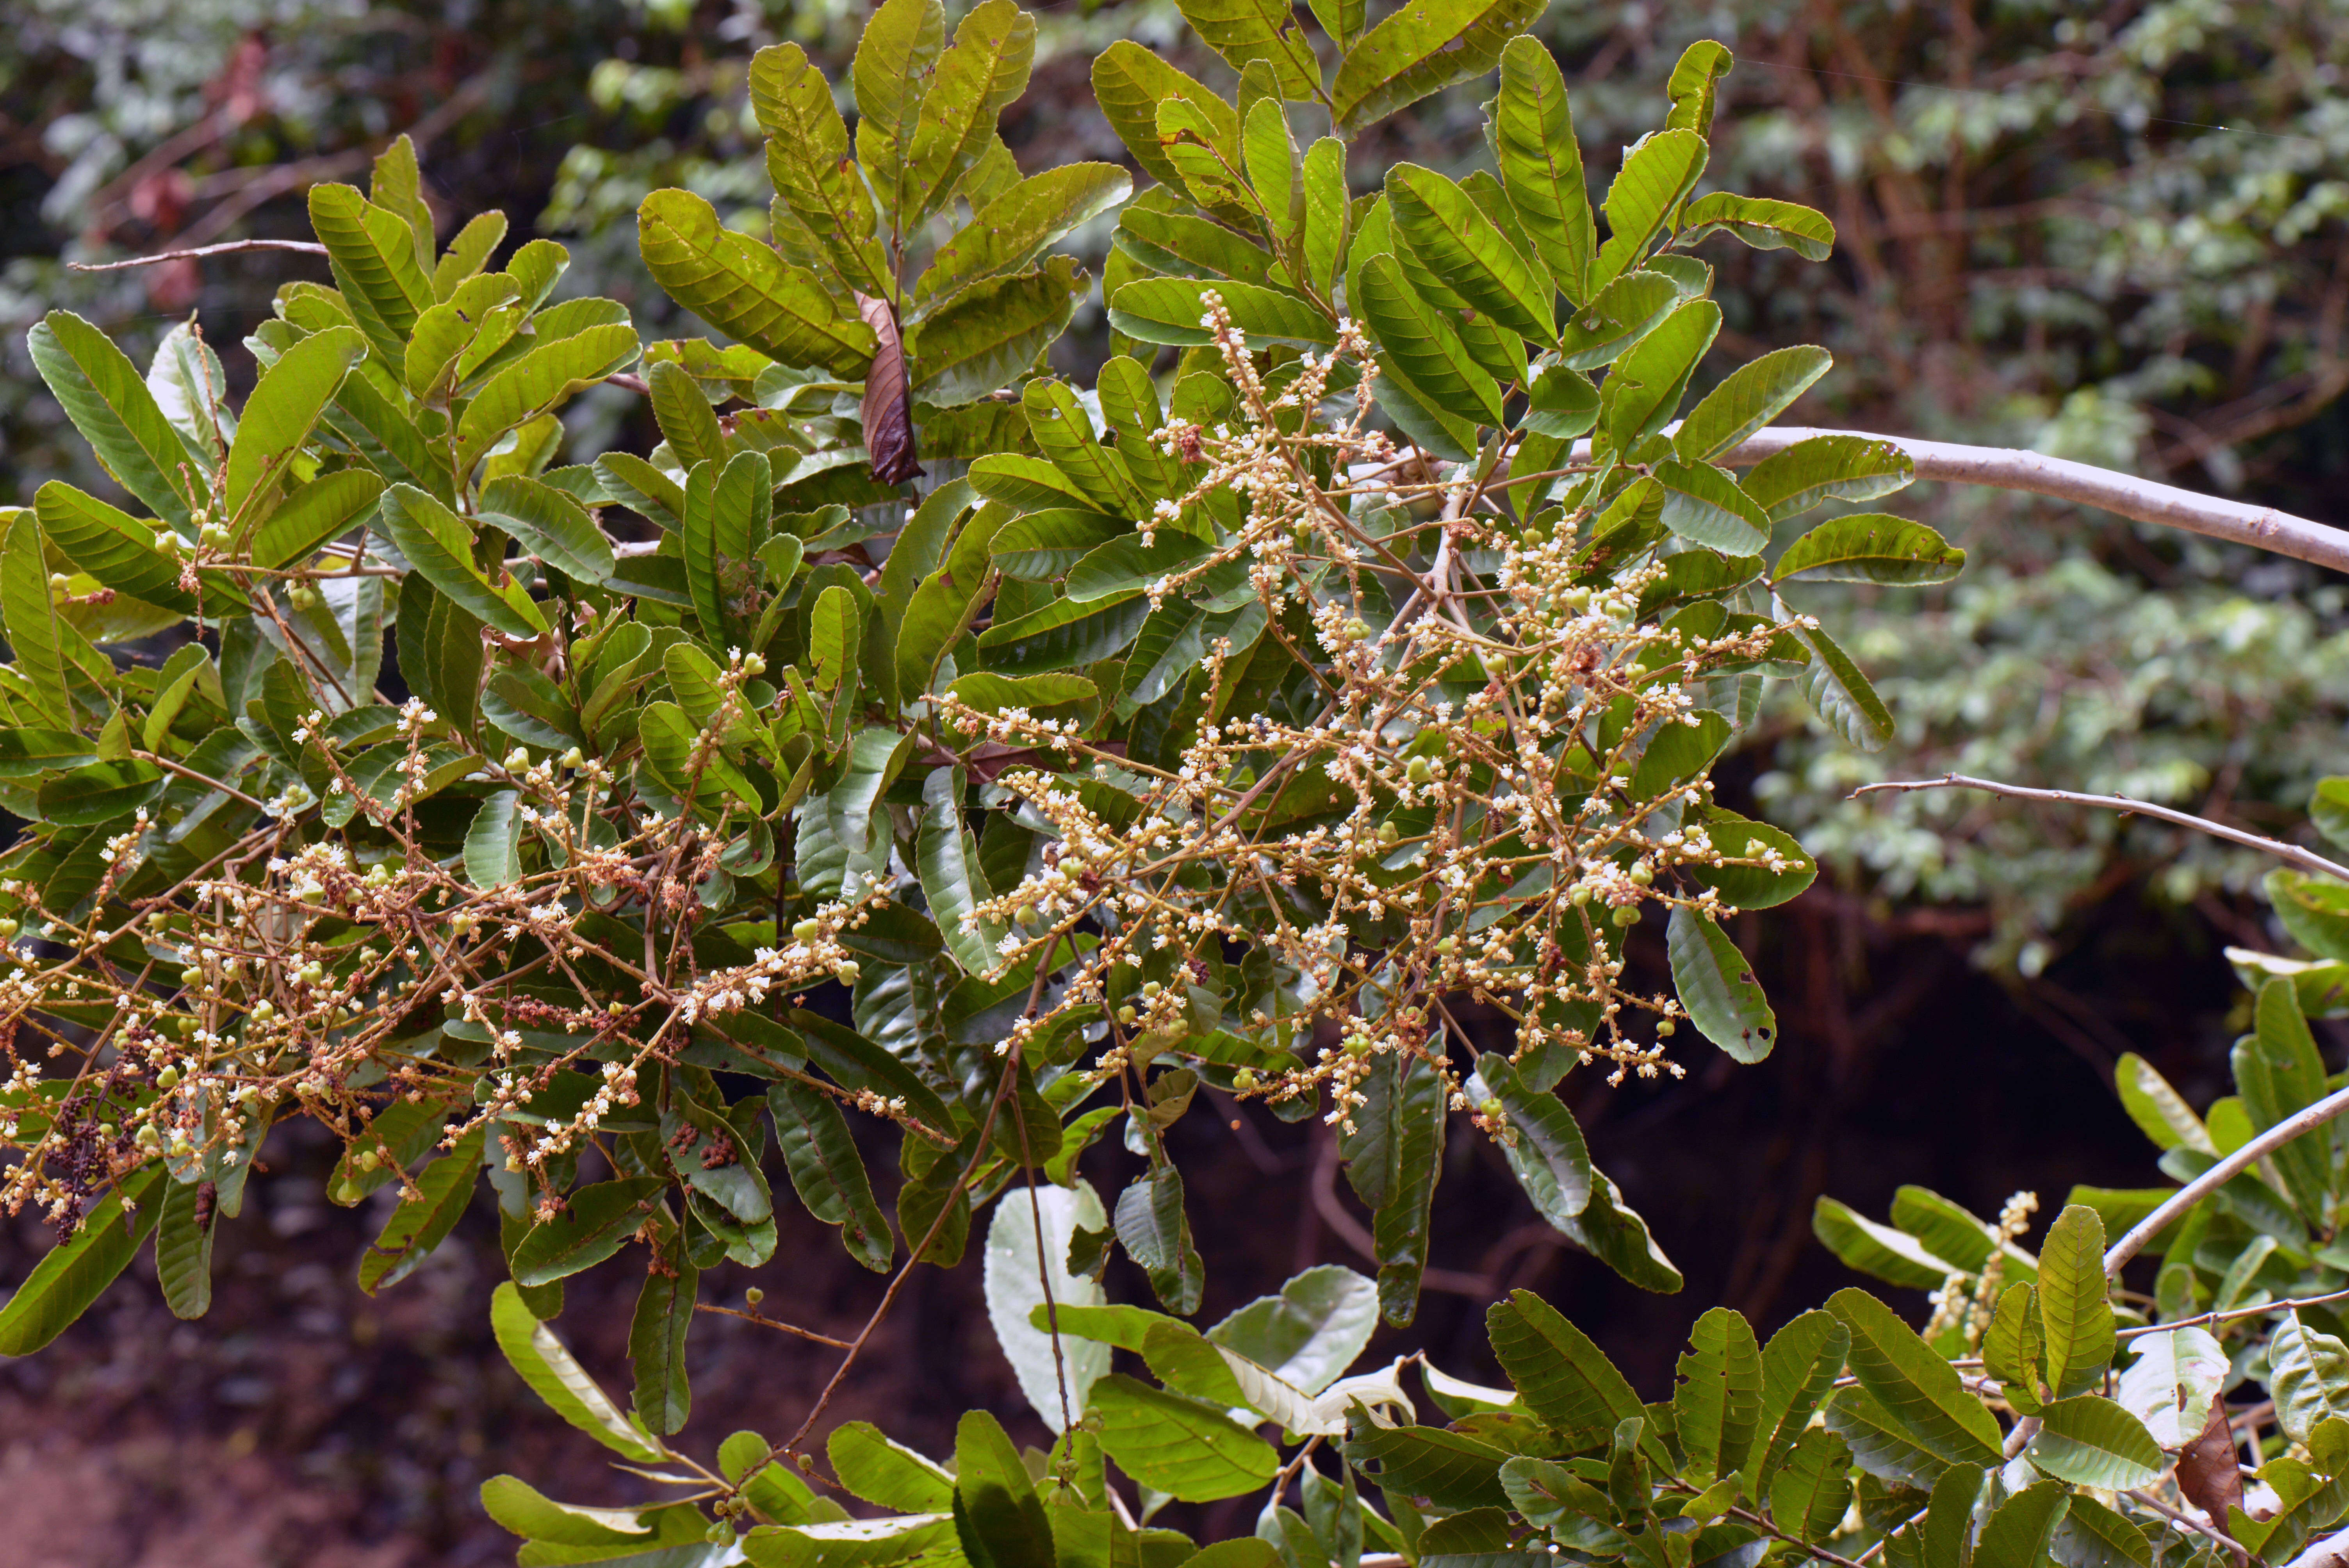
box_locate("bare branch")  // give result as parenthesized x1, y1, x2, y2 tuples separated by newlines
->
(68, 238, 329, 273)
(2106, 1082, 2349, 1275)
(1852, 772, 2349, 882)
(1562, 425, 2349, 576)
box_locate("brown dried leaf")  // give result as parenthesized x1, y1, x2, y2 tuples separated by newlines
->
(855, 291, 923, 485)
(2175, 1396, 2244, 1525)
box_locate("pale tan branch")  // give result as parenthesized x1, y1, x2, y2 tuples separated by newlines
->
(1851, 773, 2349, 883)
(68, 238, 328, 272)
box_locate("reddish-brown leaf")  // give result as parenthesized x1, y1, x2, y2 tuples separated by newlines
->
(855, 291, 923, 485)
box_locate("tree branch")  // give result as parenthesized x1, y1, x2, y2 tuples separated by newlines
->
(68, 238, 329, 272)
(1851, 773, 2349, 882)
(1562, 426, 2349, 576)
(2105, 1082, 2349, 1275)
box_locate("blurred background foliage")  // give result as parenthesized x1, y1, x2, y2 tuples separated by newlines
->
(6, 1, 2349, 1562)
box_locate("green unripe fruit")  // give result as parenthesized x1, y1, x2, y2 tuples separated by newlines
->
(1344, 1035, 1372, 1060)
(1116, 1005, 1138, 1026)
(174, 1016, 197, 1038)
(745, 1287, 765, 1307)
(97, 1121, 117, 1140)
(834, 960, 861, 987)
(560, 747, 585, 769)
(180, 966, 204, 987)
(1611, 904, 1642, 928)
(287, 584, 319, 611)
(1628, 863, 1654, 886)
(1569, 886, 1593, 908)
(353, 1149, 380, 1172)
(1343, 618, 1371, 640)
(1231, 1067, 1259, 1092)
(1141, 980, 1162, 999)
(297, 882, 324, 905)
(1478, 1098, 1504, 1120)
(741, 652, 766, 677)
(250, 1001, 276, 1023)
(0, 916, 19, 939)
(504, 748, 530, 770)
(155, 1065, 180, 1090)
(1377, 820, 1399, 845)
(299, 961, 325, 984)
(136, 1124, 160, 1148)
(1434, 935, 1457, 956)
(1405, 755, 1433, 783)
(1656, 1020, 1676, 1037)
(791, 919, 820, 942)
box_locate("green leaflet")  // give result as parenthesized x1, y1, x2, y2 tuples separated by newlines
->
(1768, 1428, 1852, 1544)
(1301, 137, 1351, 294)
(1388, 163, 1555, 346)
(36, 481, 244, 615)
(39, 758, 165, 825)
(2271, 1312, 2349, 1444)
(1085, 1374, 1279, 1501)
(154, 1172, 217, 1320)
(2023, 1395, 2164, 1489)
(1486, 1288, 1643, 1445)
(307, 182, 436, 365)
(406, 272, 523, 398)
(899, 0, 1035, 229)
(1091, 43, 1242, 200)
(640, 699, 762, 813)
(0, 1164, 166, 1354)
(1674, 1306, 1763, 1488)
(454, 322, 641, 472)
(1743, 1309, 1849, 1500)
(378, 484, 550, 638)
(682, 450, 773, 645)
(1812, 1197, 1963, 1291)
(1118, 201, 1279, 286)
(1790, 622, 1895, 751)
(1674, 345, 1832, 462)
(920, 766, 1009, 976)
(638, 188, 878, 377)
(628, 1224, 698, 1436)
(978, 590, 1150, 672)
(751, 42, 891, 295)
(2035, 1203, 2115, 1399)
(2, 510, 76, 727)
(1974, 1481, 2071, 1568)
(1494, 38, 1595, 304)
(647, 360, 729, 472)
(1477, 1051, 1593, 1224)
(1114, 1165, 1205, 1315)
(1178, 0, 1318, 100)
(1739, 432, 1916, 521)
(28, 311, 203, 528)
(359, 1128, 488, 1294)
(923, 164, 1132, 304)
(1604, 302, 1722, 451)
(1330, 0, 1544, 134)
(480, 474, 617, 584)
(489, 1281, 667, 1459)
(224, 326, 368, 528)
(1108, 277, 1338, 350)
(1340, 1423, 1512, 1511)
(831, 1422, 957, 1512)
(770, 1078, 896, 1272)
(1679, 192, 1836, 261)
(1588, 129, 1709, 295)
(1355, 253, 1504, 429)
(913, 257, 1087, 406)
(1773, 515, 1965, 586)
(1666, 906, 1777, 1062)
(465, 789, 523, 888)
(1372, 1049, 1447, 1326)
(1825, 1288, 2002, 1465)
(1652, 459, 1767, 554)
(853, 0, 946, 223)
(251, 469, 387, 572)
(510, 1176, 667, 1286)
